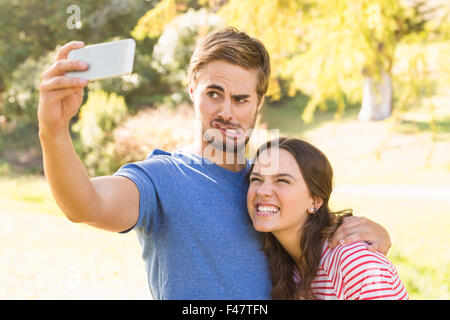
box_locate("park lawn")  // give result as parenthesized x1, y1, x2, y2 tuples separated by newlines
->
(0, 175, 62, 217)
(330, 191, 449, 300)
(1, 175, 449, 299)
(259, 90, 450, 186)
(1, 92, 449, 299)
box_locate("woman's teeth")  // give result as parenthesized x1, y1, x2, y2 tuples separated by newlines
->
(257, 205, 280, 215)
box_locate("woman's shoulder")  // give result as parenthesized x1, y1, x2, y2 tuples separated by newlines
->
(320, 241, 408, 300)
(321, 241, 391, 273)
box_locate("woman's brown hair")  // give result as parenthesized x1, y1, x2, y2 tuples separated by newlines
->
(251, 137, 352, 299)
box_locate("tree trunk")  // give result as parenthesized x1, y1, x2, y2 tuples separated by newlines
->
(358, 72, 393, 121)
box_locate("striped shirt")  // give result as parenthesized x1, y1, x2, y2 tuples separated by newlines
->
(294, 241, 408, 300)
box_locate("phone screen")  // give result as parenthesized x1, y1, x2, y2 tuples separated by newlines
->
(66, 38, 135, 81)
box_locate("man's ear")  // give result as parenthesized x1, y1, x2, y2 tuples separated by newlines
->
(257, 96, 265, 113)
(188, 86, 194, 101)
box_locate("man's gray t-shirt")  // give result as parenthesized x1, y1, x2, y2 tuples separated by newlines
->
(113, 149, 272, 299)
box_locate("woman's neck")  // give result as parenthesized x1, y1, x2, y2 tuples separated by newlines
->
(272, 229, 303, 271)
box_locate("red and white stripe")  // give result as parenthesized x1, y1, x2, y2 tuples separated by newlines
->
(294, 241, 408, 300)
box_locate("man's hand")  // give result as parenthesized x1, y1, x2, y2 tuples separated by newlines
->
(329, 216, 391, 255)
(38, 41, 89, 137)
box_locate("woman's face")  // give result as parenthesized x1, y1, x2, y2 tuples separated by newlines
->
(247, 148, 315, 235)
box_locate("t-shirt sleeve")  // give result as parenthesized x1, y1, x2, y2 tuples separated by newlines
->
(113, 161, 160, 235)
(339, 243, 409, 300)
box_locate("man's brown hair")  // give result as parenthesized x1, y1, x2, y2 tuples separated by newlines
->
(188, 27, 271, 105)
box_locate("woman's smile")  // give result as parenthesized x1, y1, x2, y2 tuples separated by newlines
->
(255, 202, 281, 217)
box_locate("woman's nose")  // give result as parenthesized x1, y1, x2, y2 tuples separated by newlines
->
(256, 183, 274, 198)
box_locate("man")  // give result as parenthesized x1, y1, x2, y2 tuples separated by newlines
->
(38, 28, 391, 299)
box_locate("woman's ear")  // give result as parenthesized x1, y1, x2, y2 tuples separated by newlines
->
(312, 196, 324, 211)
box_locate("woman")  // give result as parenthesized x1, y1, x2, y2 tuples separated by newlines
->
(247, 137, 408, 300)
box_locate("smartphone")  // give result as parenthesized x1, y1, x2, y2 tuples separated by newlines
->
(66, 38, 136, 81)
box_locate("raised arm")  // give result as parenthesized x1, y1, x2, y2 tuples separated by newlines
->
(38, 41, 139, 232)
(328, 216, 392, 255)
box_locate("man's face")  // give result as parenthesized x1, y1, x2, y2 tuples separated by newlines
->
(189, 60, 263, 153)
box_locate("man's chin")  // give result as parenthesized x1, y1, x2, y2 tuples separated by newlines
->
(202, 129, 248, 153)
(209, 136, 248, 153)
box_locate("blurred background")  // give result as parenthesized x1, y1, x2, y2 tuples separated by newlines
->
(0, 0, 449, 299)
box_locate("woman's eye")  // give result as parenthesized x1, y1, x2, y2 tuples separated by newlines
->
(277, 179, 289, 184)
(249, 177, 261, 183)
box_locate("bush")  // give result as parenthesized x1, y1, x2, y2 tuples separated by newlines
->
(112, 104, 196, 163)
(91, 38, 171, 112)
(112, 104, 273, 164)
(72, 89, 128, 176)
(1, 50, 55, 126)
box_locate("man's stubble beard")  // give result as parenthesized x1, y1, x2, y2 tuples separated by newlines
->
(201, 110, 259, 155)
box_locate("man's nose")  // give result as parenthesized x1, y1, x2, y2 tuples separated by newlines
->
(217, 97, 233, 122)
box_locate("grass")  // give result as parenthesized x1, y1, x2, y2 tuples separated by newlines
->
(2, 172, 448, 299)
(0, 174, 62, 217)
(1, 90, 449, 299)
(330, 192, 449, 299)
(262, 93, 361, 137)
(261, 92, 450, 187)
(260, 92, 450, 299)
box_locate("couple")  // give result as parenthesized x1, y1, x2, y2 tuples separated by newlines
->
(38, 27, 407, 299)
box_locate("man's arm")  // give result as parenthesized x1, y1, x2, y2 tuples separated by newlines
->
(38, 41, 139, 232)
(329, 216, 392, 255)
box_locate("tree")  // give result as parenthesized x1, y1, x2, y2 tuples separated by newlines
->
(0, 0, 157, 95)
(135, 0, 449, 122)
(219, 0, 449, 122)
(137, 7, 225, 104)
(0, 0, 158, 124)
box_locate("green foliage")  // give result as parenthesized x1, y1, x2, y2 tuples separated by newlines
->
(132, 0, 449, 122)
(151, 8, 225, 103)
(0, 0, 159, 130)
(131, 0, 203, 40)
(1, 0, 448, 175)
(133, 5, 225, 105)
(132, 0, 179, 40)
(72, 90, 128, 176)
(1, 50, 55, 125)
(218, 0, 449, 122)
(218, 0, 305, 100)
(93, 37, 172, 112)
(0, 159, 11, 175)
(0, 0, 156, 92)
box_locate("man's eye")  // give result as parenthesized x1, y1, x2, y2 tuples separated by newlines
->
(207, 91, 219, 98)
(236, 98, 248, 103)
